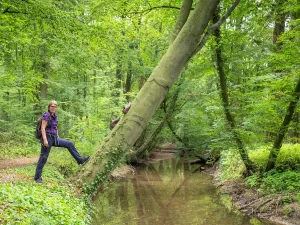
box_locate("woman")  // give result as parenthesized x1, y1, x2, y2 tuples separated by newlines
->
(34, 100, 90, 183)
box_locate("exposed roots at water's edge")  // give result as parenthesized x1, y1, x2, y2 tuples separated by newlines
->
(204, 166, 300, 225)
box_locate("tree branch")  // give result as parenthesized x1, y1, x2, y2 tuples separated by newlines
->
(2, 9, 30, 14)
(127, 5, 191, 15)
(190, 0, 241, 57)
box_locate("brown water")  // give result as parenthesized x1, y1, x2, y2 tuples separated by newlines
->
(92, 158, 277, 225)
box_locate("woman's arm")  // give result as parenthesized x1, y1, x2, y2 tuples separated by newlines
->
(41, 120, 49, 147)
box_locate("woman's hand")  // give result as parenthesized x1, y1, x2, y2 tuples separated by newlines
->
(43, 139, 49, 147)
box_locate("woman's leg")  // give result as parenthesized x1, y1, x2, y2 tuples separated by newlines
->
(34, 137, 53, 180)
(55, 138, 84, 164)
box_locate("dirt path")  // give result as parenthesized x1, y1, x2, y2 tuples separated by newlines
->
(0, 157, 39, 170)
(0, 157, 39, 183)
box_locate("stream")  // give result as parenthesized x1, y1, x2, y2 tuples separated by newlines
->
(92, 157, 277, 225)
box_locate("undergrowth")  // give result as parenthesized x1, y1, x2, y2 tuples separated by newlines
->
(219, 143, 300, 195)
(0, 162, 91, 224)
(0, 181, 89, 225)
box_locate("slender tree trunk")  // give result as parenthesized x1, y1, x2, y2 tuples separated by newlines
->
(213, 9, 253, 174)
(273, 0, 286, 46)
(83, 74, 87, 99)
(265, 0, 292, 172)
(112, 60, 122, 105)
(115, 63, 122, 91)
(78, 0, 222, 195)
(40, 62, 49, 100)
(139, 76, 146, 90)
(265, 79, 300, 171)
(124, 61, 132, 101)
(93, 70, 97, 100)
(167, 120, 185, 144)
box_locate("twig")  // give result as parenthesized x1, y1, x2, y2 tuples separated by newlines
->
(127, 5, 183, 15)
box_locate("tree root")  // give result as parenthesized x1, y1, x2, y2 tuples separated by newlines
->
(239, 194, 281, 215)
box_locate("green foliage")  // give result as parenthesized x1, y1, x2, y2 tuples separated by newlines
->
(282, 205, 294, 217)
(248, 146, 271, 170)
(259, 171, 300, 194)
(296, 194, 300, 204)
(276, 144, 300, 171)
(218, 148, 246, 182)
(0, 0, 300, 210)
(245, 173, 261, 188)
(249, 144, 300, 171)
(0, 142, 40, 159)
(0, 181, 88, 225)
(222, 143, 300, 192)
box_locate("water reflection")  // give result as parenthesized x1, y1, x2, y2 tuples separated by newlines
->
(92, 159, 275, 225)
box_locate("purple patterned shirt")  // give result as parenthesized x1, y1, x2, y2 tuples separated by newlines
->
(41, 112, 58, 135)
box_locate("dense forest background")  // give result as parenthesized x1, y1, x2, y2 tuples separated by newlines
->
(0, 1, 300, 224)
(0, 0, 299, 166)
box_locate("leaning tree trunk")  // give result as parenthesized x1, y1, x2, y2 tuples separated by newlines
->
(77, 0, 221, 195)
(213, 9, 254, 174)
(265, 79, 300, 171)
(134, 0, 193, 156)
(135, 76, 184, 159)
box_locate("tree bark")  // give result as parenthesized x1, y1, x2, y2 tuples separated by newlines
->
(265, 79, 300, 171)
(213, 9, 253, 174)
(171, 0, 193, 43)
(78, 0, 221, 195)
(135, 77, 183, 158)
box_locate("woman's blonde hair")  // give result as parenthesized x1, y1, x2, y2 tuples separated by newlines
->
(48, 100, 58, 112)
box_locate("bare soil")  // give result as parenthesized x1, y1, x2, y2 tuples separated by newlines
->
(0, 157, 38, 182)
(0, 157, 38, 170)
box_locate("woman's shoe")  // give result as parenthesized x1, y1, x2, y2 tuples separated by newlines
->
(79, 156, 90, 165)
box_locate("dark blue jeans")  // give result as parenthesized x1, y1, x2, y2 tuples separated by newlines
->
(34, 134, 83, 180)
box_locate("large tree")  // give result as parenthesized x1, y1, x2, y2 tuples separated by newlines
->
(77, 0, 242, 195)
